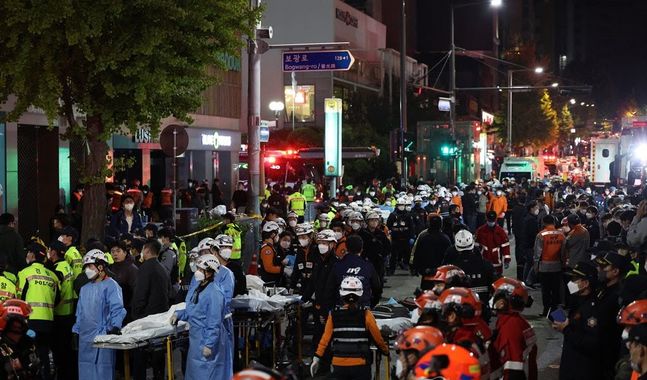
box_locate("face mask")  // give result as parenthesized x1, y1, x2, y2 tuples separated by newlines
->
(280, 241, 291, 249)
(194, 270, 205, 282)
(477, 191, 482, 195)
(597, 270, 608, 283)
(273, 235, 279, 243)
(318, 244, 329, 254)
(570, 208, 577, 214)
(395, 359, 405, 379)
(368, 220, 379, 229)
(334, 232, 343, 241)
(220, 248, 232, 259)
(496, 191, 503, 196)
(487, 221, 496, 227)
(57, 235, 65, 243)
(405, 206, 412, 212)
(452, 192, 458, 196)
(585, 213, 593, 219)
(397, 205, 405, 211)
(299, 238, 310, 247)
(189, 262, 197, 273)
(622, 328, 630, 341)
(288, 220, 297, 227)
(369, 191, 375, 197)
(124, 203, 134, 211)
(85, 268, 98, 280)
(567, 280, 580, 294)
(532, 209, 540, 216)
(350, 222, 361, 231)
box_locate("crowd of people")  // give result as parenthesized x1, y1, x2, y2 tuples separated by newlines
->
(0, 175, 646, 379)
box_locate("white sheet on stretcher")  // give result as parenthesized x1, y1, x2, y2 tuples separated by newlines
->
(375, 317, 413, 336)
(231, 289, 301, 313)
(94, 303, 188, 345)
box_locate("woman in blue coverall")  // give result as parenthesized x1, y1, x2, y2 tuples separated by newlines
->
(171, 254, 230, 379)
(72, 249, 126, 380)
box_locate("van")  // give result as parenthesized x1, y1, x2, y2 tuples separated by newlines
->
(499, 158, 535, 182)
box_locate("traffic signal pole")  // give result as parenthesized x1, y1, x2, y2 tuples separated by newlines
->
(399, 0, 408, 188)
(247, 0, 262, 217)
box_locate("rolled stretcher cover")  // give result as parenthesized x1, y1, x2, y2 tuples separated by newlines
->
(231, 289, 301, 313)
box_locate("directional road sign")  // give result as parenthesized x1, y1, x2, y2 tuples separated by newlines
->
(282, 50, 355, 72)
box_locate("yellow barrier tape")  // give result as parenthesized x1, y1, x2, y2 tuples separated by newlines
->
(178, 222, 223, 239)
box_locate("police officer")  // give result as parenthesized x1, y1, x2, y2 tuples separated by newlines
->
(302, 179, 317, 221)
(17, 243, 60, 379)
(221, 213, 243, 264)
(288, 187, 307, 223)
(387, 197, 415, 274)
(555, 261, 603, 380)
(411, 196, 428, 235)
(363, 211, 390, 282)
(0, 256, 16, 302)
(410, 214, 452, 281)
(59, 226, 83, 278)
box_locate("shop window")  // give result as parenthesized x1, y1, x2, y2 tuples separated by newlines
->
(284, 85, 315, 123)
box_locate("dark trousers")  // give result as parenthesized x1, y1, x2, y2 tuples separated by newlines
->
(389, 240, 410, 272)
(34, 331, 53, 380)
(497, 218, 505, 228)
(133, 349, 165, 380)
(505, 211, 513, 234)
(539, 271, 562, 313)
(53, 316, 76, 380)
(313, 307, 331, 366)
(464, 213, 477, 232)
(330, 364, 372, 380)
(476, 212, 486, 228)
(513, 238, 525, 280)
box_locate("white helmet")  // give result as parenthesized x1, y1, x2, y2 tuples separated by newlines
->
(196, 254, 220, 272)
(339, 276, 364, 297)
(196, 237, 216, 251)
(316, 229, 337, 242)
(396, 197, 408, 206)
(214, 234, 233, 249)
(349, 202, 359, 209)
(414, 195, 423, 202)
(287, 211, 298, 220)
(349, 211, 364, 222)
(295, 223, 314, 236)
(363, 198, 373, 206)
(262, 221, 280, 233)
(83, 249, 108, 266)
(366, 211, 381, 220)
(454, 229, 474, 251)
(417, 185, 426, 192)
(318, 213, 330, 222)
(340, 209, 354, 220)
(275, 217, 287, 232)
(337, 203, 348, 210)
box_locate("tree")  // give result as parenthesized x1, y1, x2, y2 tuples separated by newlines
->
(0, 0, 258, 243)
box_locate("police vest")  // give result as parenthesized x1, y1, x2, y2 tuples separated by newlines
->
(54, 260, 75, 316)
(18, 263, 59, 322)
(225, 224, 243, 260)
(331, 307, 371, 358)
(302, 184, 316, 202)
(64, 246, 83, 278)
(0, 274, 16, 302)
(289, 193, 306, 216)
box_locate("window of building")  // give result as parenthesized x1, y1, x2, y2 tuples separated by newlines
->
(284, 85, 315, 123)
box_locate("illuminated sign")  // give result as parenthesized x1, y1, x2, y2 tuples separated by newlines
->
(201, 132, 232, 150)
(324, 98, 343, 177)
(481, 111, 494, 125)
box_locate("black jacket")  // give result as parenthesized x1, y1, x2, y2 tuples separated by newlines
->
(462, 193, 478, 215)
(226, 260, 247, 297)
(303, 252, 336, 312)
(521, 214, 540, 250)
(0, 225, 24, 273)
(324, 254, 382, 308)
(511, 204, 527, 240)
(560, 294, 603, 380)
(442, 247, 494, 302)
(596, 282, 622, 379)
(110, 255, 139, 322)
(131, 258, 171, 320)
(411, 228, 452, 276)
(354, 228, 389, 279)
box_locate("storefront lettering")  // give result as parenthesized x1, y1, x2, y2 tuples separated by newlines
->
(216, 52, 241, 72)
(201, 132, 232, 150)
(336, 8, 358, 28)
(133, 128, 153, 143)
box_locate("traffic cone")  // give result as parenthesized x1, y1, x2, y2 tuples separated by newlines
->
(247, 251, 258, 275)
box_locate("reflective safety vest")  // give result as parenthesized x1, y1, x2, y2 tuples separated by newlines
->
(627, 260, 640, 278)
(0, 273, 16, 302)
(160, 188, 173, 206)
(17, 263, 59, 322)
(288, 192, 306, 216)
(302, 184, 317, 202)
(65, 246, 83, 278)
(174, 240, 188, 277)
(224, 223, 243, 260)
(53, 260, 75, 316)
(330, 307, 371, 358)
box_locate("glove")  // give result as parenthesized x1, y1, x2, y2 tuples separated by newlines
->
(202, 346, 212, 358)
(170, 313, 178, 325)
(310, 356, 320, 377)
(107, 327, 121, 335)
(408, 238, 415, 247)
(504, 262, 510, 270)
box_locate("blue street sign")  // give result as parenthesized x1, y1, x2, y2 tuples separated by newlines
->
(282, 50, 355, 72)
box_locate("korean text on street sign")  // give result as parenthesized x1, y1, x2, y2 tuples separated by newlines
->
(282, 50, 355, 72)
(324, 98, 343, 177)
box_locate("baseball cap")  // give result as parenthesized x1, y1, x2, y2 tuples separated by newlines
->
(628, 324, 647, 346)
(565, 261, 598, 282)
(48, 240, 67, 253)
(594, 252, 631, 273)
(60, 226, 79, 241)
(486, 211, 497, 221)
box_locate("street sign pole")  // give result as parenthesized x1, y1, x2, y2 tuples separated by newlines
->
(325, 98, 343, 199)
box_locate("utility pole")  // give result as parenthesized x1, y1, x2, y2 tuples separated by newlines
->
(449, 1, 457, 185)
(506, 70, 513, 153)
(400, 0, 408, 187)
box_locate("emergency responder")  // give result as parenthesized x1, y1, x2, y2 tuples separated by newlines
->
(0, 255, 16, 302)
(626, 324, 647, 380)
(259, 221, 283, 284)
(291, 223, 319, 295)
(315, 212, 331, 232)
(412, 195, 429, 235)
(490, 277, 538, 380)
(443, 230, 495, 319)
(0, 300, 40, 379)
(288, 187, 307, 223)
(412, 290, 442, 326)
(555, 260, 603, 380)
(533, 215, 566, 316)
(387, 197, 415, 274)
(394, 326, 445, 380)
(450, 187, 463, 214)
(325, 235, 382, 308)
(616, 300, 647, 379)
(18, 242, 60, 379)
(427, 265, 468, 296)
(59, 226, 83, 277)
(413, 343, 481, 380)
(330, 220, 348, 259)
(310, 277, 388, 380)
(47, 240, 76, 380)
(410, 214, 451, 281)
(564, 213, 591, 268)
(73, 249, 126, 380)
(171, 254, 230, 379)
(220, 213, 243, 264)
(213, 234, 246, 297)
(475, 211, 511, 276)
(302, 179, 317, 221)
(363, 211, 390, 281)
(489, 187, 508, 227)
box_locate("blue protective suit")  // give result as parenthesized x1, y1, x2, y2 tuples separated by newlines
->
(72, 277, 126, 380)
(178, 279, 230, 380)
(215, 266, 235, 372)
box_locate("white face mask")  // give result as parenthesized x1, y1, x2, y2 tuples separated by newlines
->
(369, 191, 375, 196)
(350, 222, 361, 231)
(85, 268, 98, 280)
(219, 248, 232, 259)
(405, 206, 412, 212)
(57, 235, 66, 243)
(452, 192, 458, 196)
(189, 262, 197, 273)
(288, 220, 297, 228)
(298, 238, 310, 247)
(124, 203, 134, 211)
(567, 280, 580, 294)
(318, 244, 329, 254)
(477, 191, 482, 195)
(334, 232, 343, 241)
(368, 220, 379, 229)
(532, 208, 540, 216)
(562, 226, 571, 233)
(622, 327, 630, 341)
(585, 213, 593, 219)
(397, 205, 405, 211)
(194, 270, 205, 282)
(280, 241, 291, 249)
(395, 359, 405, 379)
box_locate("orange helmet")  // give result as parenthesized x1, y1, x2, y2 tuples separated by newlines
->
(439, 287, 482, 319)
(492, 277, 532, 310)
(415, 291, 441, 311)
(232, 369, 280, 380)
(395, 326, 444, 354)
(617, 300, 647, 326)
(414, 343, 481, 379)
(432, 265, 467, 284)
(0, 299, 32, 332)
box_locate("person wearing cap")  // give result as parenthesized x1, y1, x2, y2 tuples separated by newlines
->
(533, 215, 566, 317)
(410, 214, 451, 281)
(594, 251, 630, 378)
(475, 210, 511, 276)
(564, 213, 591, 268)
(18, 242, 60, 379)
(74, 249, 126, 379)
(363, 211, 390, 281)
(58, 226, 83, 277)
(626, 324, 647, 380)
(554, 261, 603, 380)
(387, 198, 416, 274)
(291, 223, 320, 295)
(213, 235, 246, 297)
(47, 240, 77, 379)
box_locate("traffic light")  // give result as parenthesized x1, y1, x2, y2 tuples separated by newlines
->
(440, 143, 457, 156)
(404, 132, 415, 153)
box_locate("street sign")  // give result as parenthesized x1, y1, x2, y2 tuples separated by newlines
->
(159, 125, 188, 157)
(282, 50, 355, 72)
(260, 120, 270, 143)
(324, 98, 343, 177)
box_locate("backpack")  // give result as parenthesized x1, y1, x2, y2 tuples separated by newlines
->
(371, 303, 410, 319)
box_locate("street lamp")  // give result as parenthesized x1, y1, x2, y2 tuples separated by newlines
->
(570, 98, 576, 105)
(506, 66, 544, 152)
(269, 101, 284, 119)
(534, 67, 544, 74)
(490, 0, 503, 7)
(551, 82, 559, 87)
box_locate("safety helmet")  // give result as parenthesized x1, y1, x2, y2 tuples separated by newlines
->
(395, 326, 444, 355)
(337, 203, 347, 210)
(83, 249, 109, 266)
(415, 290, 442, 311)
(349, 211, 364, 222)
(318, 213, 330, 222)
(275, 218, 287, 232)
(366, 211, 381, 221)
(397, 197, 408, 206)
(214, 235, 234, 249)
(414, 195, 423, 202)
(439, 287, 482, 319)
(340, 209, 354, 220)
(339, 276, 363, 297)
(188, 249, 199, 261)
(491, 277, 532, 310)
(414, 343, 480, 380)
(454, 230, 474, 251)
(348, 201, 359, 209)
(262, 221, 280, 234)
(295, 223, 314, 236)
(617, 300, 647, 326)
(232, 369, 279, 380)
(0, 299, 32, 333)
(316, 229, 337, 243)
(417, 185, 427, 192)
(196, 237, 216, 251)
(286, 211, 298, 220)
(432, 265, 467, 284)
(196, 254, 220, 272)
